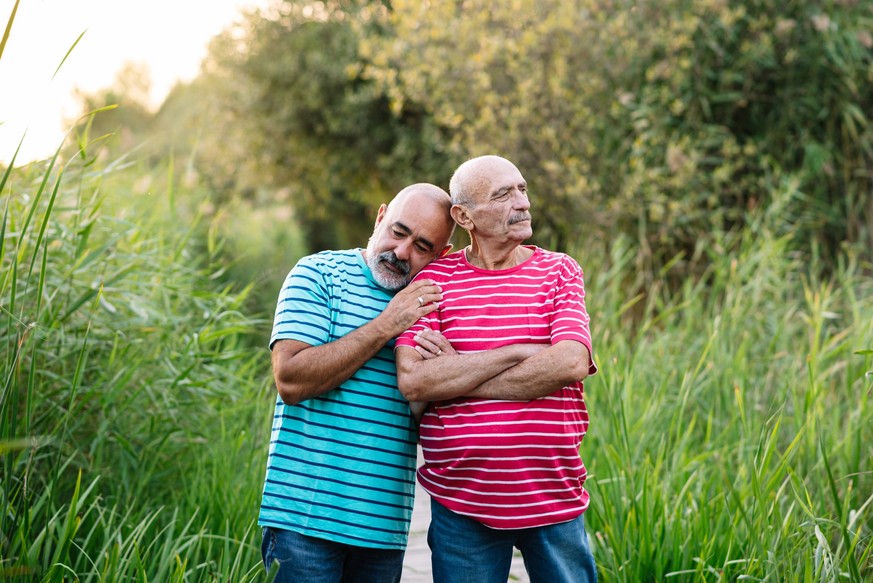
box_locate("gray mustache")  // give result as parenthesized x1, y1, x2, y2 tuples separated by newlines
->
(509, 213, 531, 225)
(379, 251, 410, 275)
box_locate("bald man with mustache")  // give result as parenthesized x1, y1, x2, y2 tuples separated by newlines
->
(396, 156, 599, 583)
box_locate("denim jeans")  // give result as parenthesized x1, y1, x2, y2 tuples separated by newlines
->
(427, 500, 597, 583)
(261, 526, 405, 583)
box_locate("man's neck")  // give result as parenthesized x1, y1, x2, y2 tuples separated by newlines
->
(465, 241, 533, 270)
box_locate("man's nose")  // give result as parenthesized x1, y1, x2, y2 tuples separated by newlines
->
(513, 189, 530, 210)
(394, 239, 413, 260)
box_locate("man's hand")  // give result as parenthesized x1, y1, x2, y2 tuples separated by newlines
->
(274, 280, 442, 406)
(407, 328, 456, 421)
(415, 328, 546, 363)
(373, 279, 443, 339)
(412, 327, 457, 359)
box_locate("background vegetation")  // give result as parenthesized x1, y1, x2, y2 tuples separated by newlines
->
(1, 0, 871, 580)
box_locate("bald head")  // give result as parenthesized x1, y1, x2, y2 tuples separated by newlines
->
(364, 183, 455, 290)
(389, 183, 453, 217)
(447, 155, 532, 251)
(449, 155, 521, 206)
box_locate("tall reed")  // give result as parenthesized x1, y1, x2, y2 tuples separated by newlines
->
(577, 215, 873, 580)
(1, 144, 275, 581)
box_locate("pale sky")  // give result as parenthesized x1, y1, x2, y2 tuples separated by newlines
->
(0, 0, 268, 165)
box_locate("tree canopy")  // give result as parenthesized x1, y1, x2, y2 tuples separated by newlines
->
(73, 0, 873, 277)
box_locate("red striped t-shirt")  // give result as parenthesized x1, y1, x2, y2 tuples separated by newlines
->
(395, 246, 597, 529)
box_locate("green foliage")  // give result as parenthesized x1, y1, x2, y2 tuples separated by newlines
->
(0, 143, 274, 580)
(207, 191, 309, 328)
(609, 0, 873, 275)
(578, 224, 873, 581)
(8, 3, 868, 578)
(69, 62, 157, 156)
(206, 0, 453, 251)
(69, 0, 870, 279)
(2, 122, 871, 581)
(361, 0, 872, 273)
(2, 141, 869, 580)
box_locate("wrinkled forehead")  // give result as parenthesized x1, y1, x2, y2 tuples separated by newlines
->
(470, 158, 525, 198)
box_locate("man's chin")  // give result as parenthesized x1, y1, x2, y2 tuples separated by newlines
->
(508, 227, 533, 242)
(373, 268, 410, 291)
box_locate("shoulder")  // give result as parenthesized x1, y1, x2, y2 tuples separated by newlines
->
(413, 250, 466, 281)
(281, 250, 366, 296)
(298, 249, 357, 267)
(531, 248, 584, 282)
(293, 249, 361, 275)
(531, 247, 578, 268)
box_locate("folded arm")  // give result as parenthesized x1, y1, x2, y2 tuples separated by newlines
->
(402, 329, 590, 402)
(466, 340, 590, 399)
(395, 342, 542, 402)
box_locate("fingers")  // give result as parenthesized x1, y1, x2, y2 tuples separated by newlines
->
(414, 328, 455, 360)
(380, 280, 444, 337)
(414, 331, 441, 359)
(404, 280, 443, 310)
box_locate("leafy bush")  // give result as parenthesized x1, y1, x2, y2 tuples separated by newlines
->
(360, 0, 872, 274)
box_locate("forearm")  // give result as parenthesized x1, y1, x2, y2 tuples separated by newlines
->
(274, 317, 396, 405)
(274, 278, 445, 405)
(396, 344, 533, 402)
(466, 340, 591, 400)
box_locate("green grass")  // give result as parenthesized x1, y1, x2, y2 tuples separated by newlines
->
(3, 142, 869, 581)
(578, 225, 873, 581)
(1, 109, 870, 583)
(0, 148, 277, 581)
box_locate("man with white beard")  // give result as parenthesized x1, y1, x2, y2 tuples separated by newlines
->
(259, 183, 454, 583)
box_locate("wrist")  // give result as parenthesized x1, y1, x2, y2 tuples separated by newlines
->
(369, 312, 399, 343)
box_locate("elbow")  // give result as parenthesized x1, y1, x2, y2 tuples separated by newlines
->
(563, 354, 590, 384)
(397, 374, 425, 402)
(275, 375, 323, 406)
(277, 381, 304, 406)
(397, 362, 428, 402)
(402, 386, 428, 402)
(558, 342, 590, 383)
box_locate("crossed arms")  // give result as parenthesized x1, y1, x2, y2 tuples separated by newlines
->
(395, 328, 591, 403)
(272, 275, 591, 407)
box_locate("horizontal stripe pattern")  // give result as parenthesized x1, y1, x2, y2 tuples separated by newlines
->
(396, 246, 596, 529)
(260, 249, 417, 550)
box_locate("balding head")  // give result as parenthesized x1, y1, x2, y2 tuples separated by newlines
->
(447, 155, 532, 252)
(449, 155, 520, 207)
(390, 183, 454, 216)
(364, 183, 455, 290)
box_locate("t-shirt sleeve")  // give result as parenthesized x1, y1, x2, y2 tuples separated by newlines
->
(552, 256, 598, 375)
(270, 255, 332, 350)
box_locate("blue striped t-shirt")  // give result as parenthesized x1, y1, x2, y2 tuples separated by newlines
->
(259, 249, 418, 549)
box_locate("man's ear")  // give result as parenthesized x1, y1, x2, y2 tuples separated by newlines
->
(438, 244, 453, 258)
(374, 203, 388, 227)
(450, 205, 471, 230)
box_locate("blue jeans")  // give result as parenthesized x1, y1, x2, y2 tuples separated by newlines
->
(428, 501, 597, 583)
(261, 526, 405, 583)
